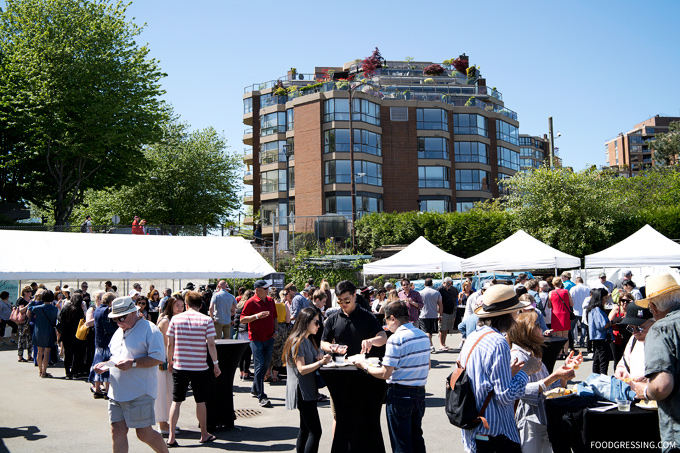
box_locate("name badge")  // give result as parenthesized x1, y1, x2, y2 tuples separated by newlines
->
(475, 434, 489, 441)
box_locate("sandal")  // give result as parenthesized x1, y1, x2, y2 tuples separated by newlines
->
(18, 357, 27, 362)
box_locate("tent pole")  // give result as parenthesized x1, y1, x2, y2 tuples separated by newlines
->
(554, 268, 557, 277)
(18, 280, 21, 300)
(179, 279, 182, 291)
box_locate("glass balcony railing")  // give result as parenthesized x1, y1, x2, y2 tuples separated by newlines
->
(244, 127, 253, 135)
(259, 95, 288, 109)
(260, 125, 286, 137)
(260, 150, 292, 165)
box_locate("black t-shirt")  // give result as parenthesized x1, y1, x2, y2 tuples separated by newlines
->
(439, 286, 460, 315)
(322, 305, 383, 357)
(82, 291, 91, 308)
(355, 294, 372, 312)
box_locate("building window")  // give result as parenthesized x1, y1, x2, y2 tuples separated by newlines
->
(496, 120, 519, 145)
(261, 168, 294, 193)
(324, 98, 380, 125)
(498, 173, 512, 195)
(454, 141, 488, 164)
(419, 196, 451, 213)
(243, 98, 253, 114)
(453, 114, 488, 137)
(519, 136, 532, 146)
(418, 166, 450, 188)
(497, 146, 520, 171)
(286, 108, 294, 131)
(324, 160, 382, 186)
(456, 198, 485, 212)
(325, 192, 382, 217)
(455, 169, 490, 191)
(418, 137, 449, 159)
(260, 141, 289, 165)
(260, 200, 295, 226)
(260, 112, 286, 136)
(417, 108, 448, 131)
(324, 129, 381, 156)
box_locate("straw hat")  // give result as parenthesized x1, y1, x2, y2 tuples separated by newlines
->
(108, 297, 139, 319)
(474, 285, 531, 318)
(637, 273, 680, 309)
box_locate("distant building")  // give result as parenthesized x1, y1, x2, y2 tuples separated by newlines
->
(605, 115, 680, 176)
(242, 55, 521, 237)
(519, 134, 551, 173)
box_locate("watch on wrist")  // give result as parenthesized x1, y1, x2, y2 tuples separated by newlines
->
(213, 360, 219, 365)
(132, 359, 137, 368)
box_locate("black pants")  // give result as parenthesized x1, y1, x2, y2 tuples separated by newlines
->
(610, 341, 625, 368)
(63, 338, 85, 377)
(296, 387, 322, 453)
(84, 330, 95, 372)
(475, 434, 522, 453)
(239, 346, 251, 374)
(591, 339, 610, 375)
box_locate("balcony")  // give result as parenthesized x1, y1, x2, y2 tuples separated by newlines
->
(243, 150, 253, 165)
(243, 173, 253, 185)
(244, 216, 254, 226)
(243, 191, 254, 205)
(243, 127, 253, 145)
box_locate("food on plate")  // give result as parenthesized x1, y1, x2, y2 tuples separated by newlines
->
(544, 388, 575, 399)
(636, 400, 658, 410)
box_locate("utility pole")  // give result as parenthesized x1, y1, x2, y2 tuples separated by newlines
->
(549, 116, 555, 169)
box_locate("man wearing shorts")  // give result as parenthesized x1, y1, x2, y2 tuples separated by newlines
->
(418, 278, 442, 352)
(166, 291, 221, 447)
(438, 277, 459, 350)
(95, 296, 168, 452)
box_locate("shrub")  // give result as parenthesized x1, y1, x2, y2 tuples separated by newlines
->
(423, 64, 446, 76)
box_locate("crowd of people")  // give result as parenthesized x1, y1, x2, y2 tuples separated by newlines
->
(2, 268, 679, 453)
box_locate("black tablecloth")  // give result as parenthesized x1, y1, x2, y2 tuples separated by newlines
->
(542, 336, 568, 373)
(546, 394, 660, 453)
(205, 339, 250, 431)
(318, 366, 387, 453)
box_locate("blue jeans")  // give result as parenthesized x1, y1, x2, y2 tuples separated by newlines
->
(386, 384, 426, 453)
(250, 338, 274, 400)
(572, 316, 587, 346)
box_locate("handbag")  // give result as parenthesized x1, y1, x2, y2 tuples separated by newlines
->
(75, 318, 90, 341)
(10, 306, 26, 324)
(445, 331, 494, 429)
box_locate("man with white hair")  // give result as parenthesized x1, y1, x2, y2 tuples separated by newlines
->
(438, 277, 459, 350)
(629, 273, 680, 452)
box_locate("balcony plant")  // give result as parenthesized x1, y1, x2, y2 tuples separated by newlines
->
(453, 57, 469, 73)
(403, 90, 411, 100)
(423, 64, 445, 76)
(423, 78, 435, 84)
(335, 81, 349, 90)
(465, 96, 476, 107)
(274, 87, 287, 97)
(362, 47, 383, 78)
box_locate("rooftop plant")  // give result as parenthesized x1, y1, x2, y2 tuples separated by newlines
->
(423, 64, 445, 76)
(362, 47, 383, 78)
(453, 57, 469, 73)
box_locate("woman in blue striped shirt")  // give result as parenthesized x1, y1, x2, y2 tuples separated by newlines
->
(460, 285, 542, 453)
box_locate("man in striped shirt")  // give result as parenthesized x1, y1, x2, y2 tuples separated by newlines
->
(355, 300, 431, 453)
(166, 291, 221, 447)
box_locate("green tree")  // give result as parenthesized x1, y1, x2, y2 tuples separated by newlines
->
(69, 122, 242, 232)
(502, 167, 623, 256)
(650, 121, 680, 166)
(0, 0, 168, 226)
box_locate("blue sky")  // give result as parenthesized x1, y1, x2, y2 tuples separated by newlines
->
(5, 0, 680, 170)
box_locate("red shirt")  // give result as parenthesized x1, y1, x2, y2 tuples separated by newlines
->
(131, 219, 143, 235)
(241, 295, 276, 342)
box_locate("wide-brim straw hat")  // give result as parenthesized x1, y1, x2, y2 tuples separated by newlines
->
(637, 273, 680, 309)
(108, 296, 139, 319)
(474, 285, 531, 318)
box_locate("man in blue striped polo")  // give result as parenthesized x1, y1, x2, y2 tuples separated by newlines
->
(355, 300, 431, 453)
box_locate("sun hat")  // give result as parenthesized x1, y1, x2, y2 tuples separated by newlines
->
(599, 272, 607, 278)
(637, 273, 680, 309)
(128, 289, 141, 298)
(618, 301, 653, 326)
(561, 271, 571, 278)
(108, 297, 139, 319)
(474, 284, 531, 318)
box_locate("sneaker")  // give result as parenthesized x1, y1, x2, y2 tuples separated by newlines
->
(9, 339, 16, 344)
(317, 393, 328, 402)
(430, 346, 436, 353)
(258, 398, 272, 407)
(250, 391, 259, 398)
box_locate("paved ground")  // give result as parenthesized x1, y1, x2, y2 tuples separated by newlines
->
(0, 332, 596, 452)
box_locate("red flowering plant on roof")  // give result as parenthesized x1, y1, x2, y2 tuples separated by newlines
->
(452, 57, 469, 73)
(361, 47, 383, 78)
(423, 64, 446, 76)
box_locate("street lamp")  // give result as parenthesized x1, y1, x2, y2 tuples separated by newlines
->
(548, 117, 562, 169)
(283, 144, 293, 229)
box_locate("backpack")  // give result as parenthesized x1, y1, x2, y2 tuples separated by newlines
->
(445, 330, 494, 430)
(80, 221, 88, 232)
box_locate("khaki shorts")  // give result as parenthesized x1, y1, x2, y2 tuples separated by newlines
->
(108, 394, 155, 429)
(439, 312, 456, 332)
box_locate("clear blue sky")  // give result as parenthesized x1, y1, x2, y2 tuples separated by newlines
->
(6, 0, 680, 170)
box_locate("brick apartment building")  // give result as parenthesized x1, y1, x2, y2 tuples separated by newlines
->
(605, 115, 680, 175)
(242, 56, 521, 236)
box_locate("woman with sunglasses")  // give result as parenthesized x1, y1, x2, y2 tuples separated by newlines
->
(614, 300, 655, 382)
(136, 298, 150, 321)
(283, 307, 331, 453)
(609, 291, 634, 366)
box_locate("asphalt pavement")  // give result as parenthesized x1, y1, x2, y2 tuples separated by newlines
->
(0, 332, 596, 452)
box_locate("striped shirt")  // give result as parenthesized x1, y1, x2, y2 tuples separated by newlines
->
(167, 310, 216, 371)
(383, 323, 431, 386)
(458, 326, 529, 453)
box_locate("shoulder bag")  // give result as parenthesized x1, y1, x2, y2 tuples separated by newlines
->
(75, 317, 90, 341)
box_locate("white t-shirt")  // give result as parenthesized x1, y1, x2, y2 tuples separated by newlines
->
(108, 317, 165, 402)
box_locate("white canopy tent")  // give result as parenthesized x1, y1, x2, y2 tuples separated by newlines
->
(0, 230, 275, 280)
(585, 224, 680, 268)
(461, 230, 581, 272)
(362, 236, 464, 276)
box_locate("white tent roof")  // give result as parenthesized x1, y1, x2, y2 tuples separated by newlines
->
(461, 230, 581, 272)
(585, 224, 680, 268)
(363, 236, 464, 275)
(0, 230, 275, 280)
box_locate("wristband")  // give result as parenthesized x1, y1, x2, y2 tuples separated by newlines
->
(213, 360, 219, 365)
(644, 386, 650, 401)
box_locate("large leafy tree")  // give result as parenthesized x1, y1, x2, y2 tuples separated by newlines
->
(67, 123, 242, 232)
(650, 121, 680, 166)
(0, 0, 168, 225)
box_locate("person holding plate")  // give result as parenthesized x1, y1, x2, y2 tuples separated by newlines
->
(354, 300, 431, 453)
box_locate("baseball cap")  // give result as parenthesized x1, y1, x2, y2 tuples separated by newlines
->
(599, 272, 607, 278)
(254, 280, 271, 289)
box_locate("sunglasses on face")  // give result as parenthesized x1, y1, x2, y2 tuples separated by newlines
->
(620, 299, 632, 303)
(314, 320, 321, 327)
(626, 325, 644, 334)
(114, 314, 129, 323)
(337, 298, 352, 305)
